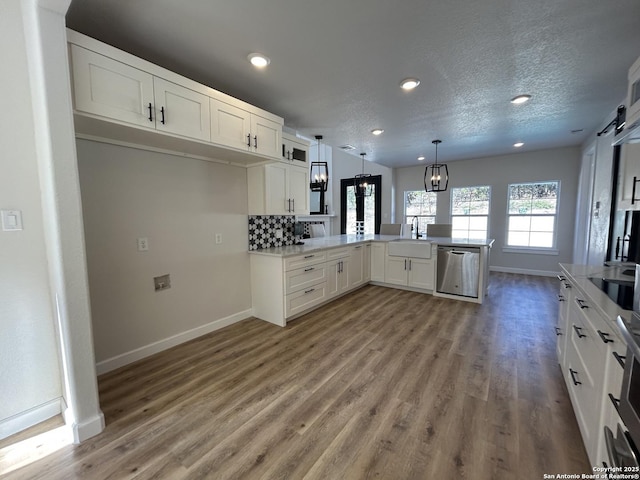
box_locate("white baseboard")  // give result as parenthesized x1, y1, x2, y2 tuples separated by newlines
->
(95, 309, 252, 375)
(0, 398, 63, 441)
(490, 265, 559, 277)
(71, 411, 105, 444)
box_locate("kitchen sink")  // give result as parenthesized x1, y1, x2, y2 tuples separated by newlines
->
(387, 240, 432, 259)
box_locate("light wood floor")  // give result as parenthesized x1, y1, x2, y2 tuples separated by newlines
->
(3, 273, 590, 479)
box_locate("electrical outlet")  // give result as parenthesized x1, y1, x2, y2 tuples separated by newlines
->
(154, 274, 171, 291)
(137, 237, 149, 251)
(215, 233, 222, 244)
(275, 229, 283, 239)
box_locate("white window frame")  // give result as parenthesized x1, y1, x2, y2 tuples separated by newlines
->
(404, 190, 437, 235)
(504, 181, 560, 254)
(450, 185, 491, 240)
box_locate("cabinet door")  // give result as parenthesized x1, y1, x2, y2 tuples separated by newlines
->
(617, 143, 640, 210)
(264, 163, 289, 215)
(153, 78, 210, 141)
(283, 134, 309, 164)
(385, 257, 408, 286)
(326, 260, 341, 299)
(349, 245, 365, 289)
(71, 45, 154, 128)
(370, 243, 386, 281)
(288, 166, 310, 215)
(408, 258, 434, 290)
(363, 244, 372, 282)
(251, 114, 281, 160)
(210, 98, 251, 151)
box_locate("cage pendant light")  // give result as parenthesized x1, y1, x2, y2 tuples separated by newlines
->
(424, 139, 448, 192)
(354, 153, 373, 197)
(310, 135, 329, 192)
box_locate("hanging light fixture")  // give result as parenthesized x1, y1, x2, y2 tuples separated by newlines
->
(354, 152, 373, 197)
(310, 135, 329, 192)
(424, 139, 448, 192)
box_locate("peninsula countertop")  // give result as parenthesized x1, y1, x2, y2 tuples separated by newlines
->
(249, 234, 494, 257)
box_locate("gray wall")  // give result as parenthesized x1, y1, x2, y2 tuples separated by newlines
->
(395, 147, 581, 274)
(77, 140, 252, 368)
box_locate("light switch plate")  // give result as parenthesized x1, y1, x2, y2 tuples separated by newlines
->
(1, 210, 23, 231)
(137, 237, 149, 251)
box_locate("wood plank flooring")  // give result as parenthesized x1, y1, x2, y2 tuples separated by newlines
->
(2, 273, 590, 479)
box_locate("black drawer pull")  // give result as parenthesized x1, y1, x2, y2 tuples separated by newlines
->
(160, 106, 165, 124)
(573, 325, 587, 338)
(148, 102, 153, 122)
(563, 282, 572, 289)
(558, 294, 565, 302)
(569, 368, 581, 386)
(304, 267, 314, 272)
(597, 330, 614, 344)
(303, 255, 315, 259)
(247, 134, 251, 147)
(609, 393, 621, 414)
(575, 298, 588, 309)
(555, 327, 562, 336)
(613, 351, 626, 369)
(304, 288, 315, 294)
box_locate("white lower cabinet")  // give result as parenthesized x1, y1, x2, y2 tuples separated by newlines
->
(349, 245, 365, 289)
(556, 274, 572, 368)
(559, 271, 626, 467)
(364, 243, 372, 282)
(327, 258, 350, 299)
(384, 256, 435, 290)
(285, 283, 327, 319)
(370, 242, 386, 282)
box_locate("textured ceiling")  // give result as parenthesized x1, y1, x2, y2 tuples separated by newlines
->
(66, 0, 640, 168)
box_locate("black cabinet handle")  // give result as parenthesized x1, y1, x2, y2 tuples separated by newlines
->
(558, 294, 565, 302)
(304, 267, 314, 272)
(633, 176, 639, 205)
(557, 274, 566, 281)
(563, 282, 572, 289)
(404, 259, 407, 270)
(247, 134, 251, 147)
(304, 288, 315, 294)
(292, 198, 295, 212)
(573, 325, 587, 338)
(613, 351, 626, 369)
(569, 368, 581, 386)
(555, 327, 562, 336)
(304, 255, 315, 259)
(598, 330, 614, 344)
(160, 106, 165, 124)
(254, 135, 258, 148)
(148, 102, 153, 122)
(409, 259, 412, 270)
(609, 393, 621, 414)
(575, 298, 588, 309)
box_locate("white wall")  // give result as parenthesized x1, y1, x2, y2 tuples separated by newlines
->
(76, 140, 252, 370)
(0, 0, 63, 433)
(329, 148, 394, 234)
(395, 147, 581, 275)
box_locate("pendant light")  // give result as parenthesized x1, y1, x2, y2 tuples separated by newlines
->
(354, 152, 372, 197)
(424, 139, 448, 192)
(310, 135, 329, 192)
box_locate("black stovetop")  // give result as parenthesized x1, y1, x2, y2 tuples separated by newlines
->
(589, 277, 635, 310)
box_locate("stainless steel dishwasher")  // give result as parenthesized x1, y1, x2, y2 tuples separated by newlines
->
(436, 246, 480, 298)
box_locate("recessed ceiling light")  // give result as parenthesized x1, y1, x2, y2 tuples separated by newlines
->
(417, 155, 425, 161)
(513, 142, 524, 148)
(248, 53, 270, 68)
(371, 129, 384, 136)
(400, 78, 420, 90)
(510, 94, 531, 104)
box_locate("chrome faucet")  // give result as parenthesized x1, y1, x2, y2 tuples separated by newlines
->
(412, 216, 422, 239)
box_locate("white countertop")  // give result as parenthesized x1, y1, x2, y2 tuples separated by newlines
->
(559, 263, 634, 328)
(249, 234, 494, 257)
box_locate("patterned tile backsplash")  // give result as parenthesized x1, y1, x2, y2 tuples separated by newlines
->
(248, 215, 296, 250)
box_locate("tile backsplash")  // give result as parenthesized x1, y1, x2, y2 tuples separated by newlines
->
(248, 215, 295, 250)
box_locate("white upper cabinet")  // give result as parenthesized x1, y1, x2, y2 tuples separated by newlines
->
(282, 132, 309, 164)
(616, 143, 640, 210)
(71, 44, 154, 129)
(67, 29, 283, 164)
(153, 77, 210, 141)
(248, 163, 309, 215)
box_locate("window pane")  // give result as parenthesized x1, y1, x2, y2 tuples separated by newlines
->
(346, 186, 356, 234)
(452, 216, 469, 230)
(364, 185, 375, 234)
(530, 232, 553, 248)
(450, 186, 491, 240)
(508, 231, 530, 246)
(530, 215, 554, 232)
(469, 230, 487, 240)
(509, 216, 531, 231)
(507, 181, 559, 248)
(469, 216, 487, 230)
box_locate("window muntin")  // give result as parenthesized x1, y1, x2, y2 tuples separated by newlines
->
(451, 186, 490, 240)
(404, 191, 437, 235)
(507, 181, 559, 248)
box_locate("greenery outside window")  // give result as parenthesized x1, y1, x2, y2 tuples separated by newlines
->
(404, 191, 437, 236)
(451, 186, 490, 240)
(507, 181, 559, 249)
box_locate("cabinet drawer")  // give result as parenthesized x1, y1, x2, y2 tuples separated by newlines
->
(284, 251, 326, 271)
(326, 247, 351, 261)
(285, 283, 326, 318)
(285, 264, 327, 294)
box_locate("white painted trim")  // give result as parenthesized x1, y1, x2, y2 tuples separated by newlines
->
(490, 265, 559, 277)
(0, 398, 63, 440)
(71, 412, 105, 444)
(95, 309, 252, 375)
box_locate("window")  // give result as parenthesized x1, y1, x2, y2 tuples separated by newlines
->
(404, 191, 437, 235)
(451, 186, 490, 240)
(507, 181, 559, 249)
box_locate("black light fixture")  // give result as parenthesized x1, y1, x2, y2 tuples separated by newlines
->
(310, 135, 329, 192)
(424, 139, 448, 193)
(354, 152, 373, 197)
